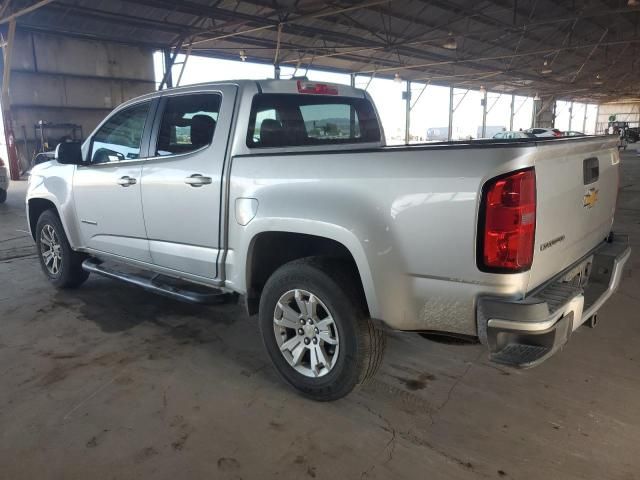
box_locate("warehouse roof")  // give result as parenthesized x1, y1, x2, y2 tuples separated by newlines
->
(4, 0, 640, 102)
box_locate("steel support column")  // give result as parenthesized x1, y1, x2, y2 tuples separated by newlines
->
(404, 80, 411, 144)
(568, 101, 574, 131)
(481, 89, 488, 138)
(1, 19, 20, 180)
(162, 47, 174, 89)
(509, 94, 515, 131)
(447, 86, 454, 141)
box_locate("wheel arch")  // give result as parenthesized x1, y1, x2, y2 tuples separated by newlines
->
(244, 230, 378, 318)
(28, 198, 59, 241)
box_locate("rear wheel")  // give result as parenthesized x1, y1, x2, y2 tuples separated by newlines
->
(35, 209, 89, 288)
(259, 258, 385, 401)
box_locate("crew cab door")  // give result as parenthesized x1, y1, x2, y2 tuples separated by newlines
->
(140, 87, 236, 279)
(73, 99, 156, 262)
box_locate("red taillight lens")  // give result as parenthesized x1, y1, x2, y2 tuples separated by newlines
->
(297, 80, 338, 95)
(479, 168, 536, 272)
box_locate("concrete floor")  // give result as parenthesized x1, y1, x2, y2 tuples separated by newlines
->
(1, 148, 639, 480)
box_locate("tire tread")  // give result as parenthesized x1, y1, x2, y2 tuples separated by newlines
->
(258, 256, 385, 401)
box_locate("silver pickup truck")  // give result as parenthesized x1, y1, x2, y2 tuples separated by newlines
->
(26, 79, 630, 400)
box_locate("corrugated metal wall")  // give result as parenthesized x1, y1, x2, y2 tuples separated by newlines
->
(7, 29, 155, 173)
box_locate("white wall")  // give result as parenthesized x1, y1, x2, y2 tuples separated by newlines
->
(596, 103, 640, 133)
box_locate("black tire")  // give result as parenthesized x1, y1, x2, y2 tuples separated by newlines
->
(0, 188, 6, 203)
(259, 257, 385, 401)
(35, 209, 89, 288)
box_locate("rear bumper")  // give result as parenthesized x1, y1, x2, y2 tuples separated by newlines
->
(477, 234, 631, 368)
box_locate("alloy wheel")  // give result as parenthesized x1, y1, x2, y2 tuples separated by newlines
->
(273, 288, 340, 378)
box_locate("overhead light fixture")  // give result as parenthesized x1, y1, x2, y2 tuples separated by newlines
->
(394, 72, 402, 83)
(594, 73, 604, 85)
(541, 59, 552, 74)
(534, 93, 541, 101)
(628, 0, 639, 7)
(479, 85, 487, 95)
(239, 50, 247, 61)
(443, 32, 457, 50)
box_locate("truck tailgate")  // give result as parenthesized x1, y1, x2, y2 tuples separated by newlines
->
(528, 137, 620, 290)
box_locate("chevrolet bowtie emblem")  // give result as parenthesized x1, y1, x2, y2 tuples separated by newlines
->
(583, 188, 599, 208)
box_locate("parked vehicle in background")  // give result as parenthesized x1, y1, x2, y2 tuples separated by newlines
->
(26, 79, 630, 401)
(564, 131, 586, 137)
(493, 131, 536, 139)
(32, 151, 56, 167)
(426, 126, 449, 141)
(481, 126, 507, 138)
(526, 128, 563, 137)
(625, 127, 639, 143)
(0, 157, 9, 203)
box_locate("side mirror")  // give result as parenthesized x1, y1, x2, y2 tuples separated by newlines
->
(55, 141, 84, 165)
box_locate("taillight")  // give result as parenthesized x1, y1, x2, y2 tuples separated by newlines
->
(478, 168, 536, 272)
(297, 80, 338, 95)
(553, 130, 562, 137)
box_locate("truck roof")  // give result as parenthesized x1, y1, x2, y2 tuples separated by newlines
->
(118, 79, 366, 110)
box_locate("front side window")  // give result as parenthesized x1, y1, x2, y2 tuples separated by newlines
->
(91, 102, 150, 163)
(247, 94, 380, 148)
(156, 93, 221, 156)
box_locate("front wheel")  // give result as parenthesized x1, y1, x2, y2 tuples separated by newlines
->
(35, 209, 89, 288)
(259, 258, 385, 401)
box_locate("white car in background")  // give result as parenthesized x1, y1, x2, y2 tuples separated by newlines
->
(526, 128, 563, 138)
(492, 131, 536, 139)
(0, 157, 9, 203)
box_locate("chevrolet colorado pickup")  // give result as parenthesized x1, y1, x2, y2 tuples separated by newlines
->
(26, 79, 630, 400)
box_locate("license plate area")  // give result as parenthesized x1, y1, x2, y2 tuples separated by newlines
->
(560, 256, 593, 288)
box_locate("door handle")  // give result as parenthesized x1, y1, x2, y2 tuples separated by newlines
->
(184, 174, 212, 187)
(117, 176, 137, 187)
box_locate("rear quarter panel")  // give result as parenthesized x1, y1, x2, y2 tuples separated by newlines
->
(227, 144, 538, 335)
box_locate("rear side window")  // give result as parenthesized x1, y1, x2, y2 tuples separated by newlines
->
(156, 93, 221, 156)
(247, 94, 380, 148)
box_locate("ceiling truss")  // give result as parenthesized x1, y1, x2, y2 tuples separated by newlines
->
(1, 0, 639, 101)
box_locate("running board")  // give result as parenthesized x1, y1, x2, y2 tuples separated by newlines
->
(82, 258, 231, 305)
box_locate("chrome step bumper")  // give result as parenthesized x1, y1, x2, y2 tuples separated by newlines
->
(477, 234, 631, 368)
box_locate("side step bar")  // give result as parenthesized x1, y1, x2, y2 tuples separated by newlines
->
(82, 258, 232, 305)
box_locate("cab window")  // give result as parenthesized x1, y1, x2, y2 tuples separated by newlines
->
(155, 93, 221, 156)
(91, 102, 150, 163)
(247, 94, 380, 148)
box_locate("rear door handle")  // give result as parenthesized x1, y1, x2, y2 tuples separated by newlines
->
(184, 174, 212, 187)
(117, 176, 137, 187)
